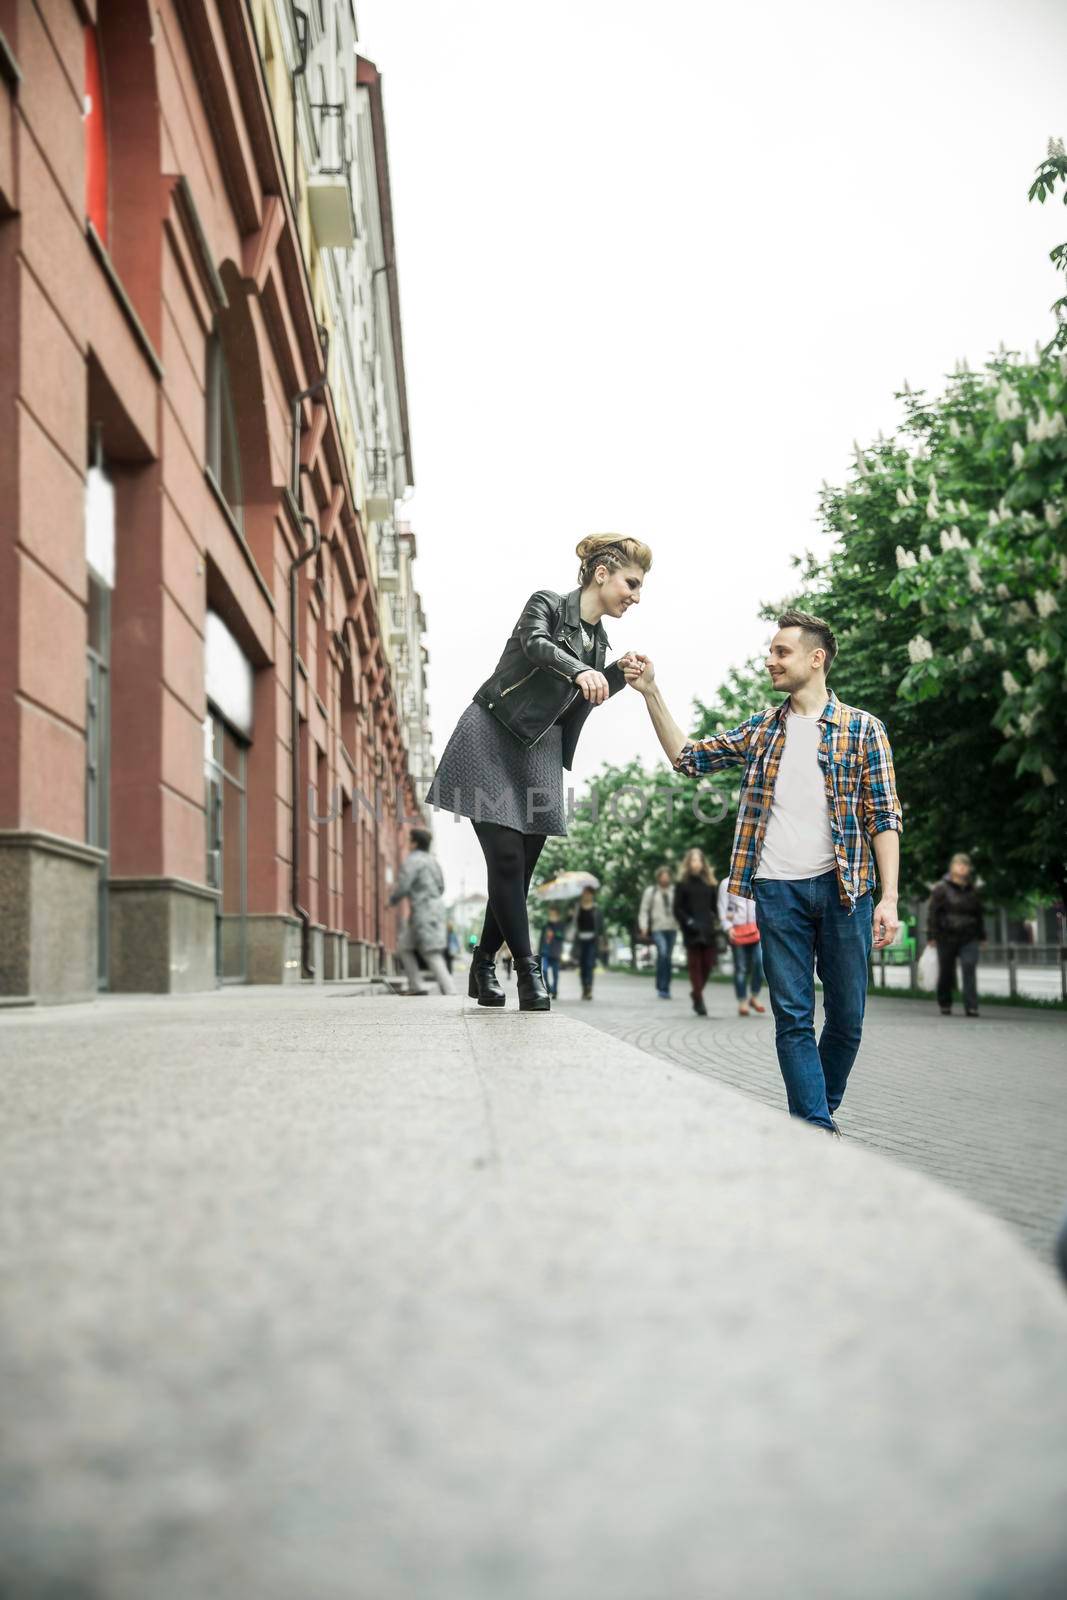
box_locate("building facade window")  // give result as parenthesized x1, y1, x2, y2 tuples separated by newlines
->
(86, 574, 110, 989)
(84, 27, 109, 243)
(204, 712, 247, 983)
(206, 332, 243, 527)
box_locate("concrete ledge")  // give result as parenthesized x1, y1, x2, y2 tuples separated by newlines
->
(0, 991, 1064, 1598)
(108, 877, 217, 993)
(0, 830, 103, 1001)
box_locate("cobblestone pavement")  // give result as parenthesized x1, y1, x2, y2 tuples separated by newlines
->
(552, 968, 1067, 1263)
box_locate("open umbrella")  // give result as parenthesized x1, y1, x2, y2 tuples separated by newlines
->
(534, 871, 600, 901)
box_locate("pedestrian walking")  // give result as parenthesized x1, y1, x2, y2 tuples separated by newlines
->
(625, 608, 902, 1133)
(424, 535, 650, 1011)
(718, 880, 766, 1016)
(572, 886, 604, 1000)
(500, 945, 514, 982)
(538, 907, 567, 998)
(387, 828, 455, 996)
(673, 849, 719, 1016)
(444, 921, 460, 975)
(927, 853, 985, 1017)
(639, 866, 681, 999)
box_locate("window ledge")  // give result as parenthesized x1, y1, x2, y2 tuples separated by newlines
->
(86, 222, 164, 381)
(204, 468, 276, 615)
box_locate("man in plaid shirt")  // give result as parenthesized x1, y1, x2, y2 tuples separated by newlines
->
(624, 610, 902, 1134)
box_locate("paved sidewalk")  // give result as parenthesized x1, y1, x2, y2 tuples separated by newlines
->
(1, 987, 1066, 1599)
(558, 970, 1067, 1263)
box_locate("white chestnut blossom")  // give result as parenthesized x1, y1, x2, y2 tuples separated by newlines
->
(1042, 765, 1057, 787)
(995, 383, 1022, 422)
(967, 566, 984, 593)
(894, 545, 917, 570)
(1044, 503, 1063, 529)
(1058, 554, 1067, 582)
(982, 637, 997, 653)
(1012, 441, 1025, 469)
(969, 616, 985, 641)
(895, 488, 909, 508)
(995, 583, 1011, 600)
(919, 544, 933, 562)
(988, 507, 1000, 527)
(907, 635, 934, 664)
(1026, 647, 1049, 673)
(1018, 711, 1036, 737)
(1001, 670, 1022, 696)
(960, 645, 974, 663)
(1035, 589, 1060, 619)
(958, 499, 970, 517)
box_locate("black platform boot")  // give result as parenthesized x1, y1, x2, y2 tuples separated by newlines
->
(467, 949, 506, 1007)
(515, 956, 552, 1013)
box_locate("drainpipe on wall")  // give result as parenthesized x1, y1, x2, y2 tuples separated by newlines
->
(289, 376, 328, 978)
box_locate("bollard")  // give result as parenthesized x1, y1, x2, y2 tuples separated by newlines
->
(1007, 946, 1017, 1002)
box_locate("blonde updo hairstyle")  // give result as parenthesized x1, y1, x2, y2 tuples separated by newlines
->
(576, 533, 653, 590)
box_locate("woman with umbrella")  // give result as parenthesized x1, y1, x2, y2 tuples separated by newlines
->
(425, 534, 651, 1011)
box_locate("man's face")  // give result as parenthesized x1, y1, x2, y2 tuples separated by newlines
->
(949, 859, 971, 885)
(766, 627, 822, 694)
(657, 871, 671, 888)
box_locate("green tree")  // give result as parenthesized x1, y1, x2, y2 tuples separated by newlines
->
(537, 146, 1067, 919)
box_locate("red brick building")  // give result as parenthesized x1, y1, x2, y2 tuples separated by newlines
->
(0, 0, 429, 1002)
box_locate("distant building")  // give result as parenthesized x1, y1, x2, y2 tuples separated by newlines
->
(0, 0, 430, 1001)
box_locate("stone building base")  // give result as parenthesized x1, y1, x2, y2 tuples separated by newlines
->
(244, 915, 304, 985)
(0, 831, 105, 1004)
(108, 879, 218, 993)
(322, 932, 348, 981)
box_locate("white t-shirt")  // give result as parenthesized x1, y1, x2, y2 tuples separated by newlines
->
(754, 712, 836, 882)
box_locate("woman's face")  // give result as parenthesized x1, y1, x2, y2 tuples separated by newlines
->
(686, 850, 705, 875)
(595, 562, 645, 620)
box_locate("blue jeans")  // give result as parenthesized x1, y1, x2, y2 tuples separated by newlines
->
(541, 955, 561, 997)
(730, 940, 764, 1001)
(651, 929, 676, 995)
(753, 871, 873, 1130)
(577, 938, 597, 992)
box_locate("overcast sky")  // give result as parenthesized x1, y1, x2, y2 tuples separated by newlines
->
(357, 0, 1067, 901)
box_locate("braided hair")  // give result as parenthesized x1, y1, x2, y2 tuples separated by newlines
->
(575, 533, 653, 589)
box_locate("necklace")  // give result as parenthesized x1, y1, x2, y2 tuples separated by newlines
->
(580, 619, 594, 652)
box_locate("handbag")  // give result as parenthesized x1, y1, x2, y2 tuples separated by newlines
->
(729, 922, 760, 947)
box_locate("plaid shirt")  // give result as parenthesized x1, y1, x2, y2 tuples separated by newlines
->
(673, 692, 902, 910)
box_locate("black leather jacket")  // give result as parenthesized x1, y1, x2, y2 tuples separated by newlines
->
(473, 588, 627, 770)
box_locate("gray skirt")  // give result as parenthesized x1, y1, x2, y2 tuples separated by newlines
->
(424, 701, 568, 836)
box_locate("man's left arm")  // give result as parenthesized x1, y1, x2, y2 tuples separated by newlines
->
(862, 718, 904, 950)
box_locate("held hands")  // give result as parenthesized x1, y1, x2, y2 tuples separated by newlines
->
(621, 652, 655, 694)
(577, 652, 647, 704)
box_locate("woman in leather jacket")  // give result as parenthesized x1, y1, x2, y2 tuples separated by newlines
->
(426, 534, 652, 1011)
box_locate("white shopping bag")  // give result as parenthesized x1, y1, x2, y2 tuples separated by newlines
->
(916, 944, 939, 991)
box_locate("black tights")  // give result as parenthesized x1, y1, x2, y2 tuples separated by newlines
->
(472, 821, 547, 961)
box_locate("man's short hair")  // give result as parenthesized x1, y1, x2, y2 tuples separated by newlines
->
(777, 608, 838, 674)
(410, 827, 433, 851)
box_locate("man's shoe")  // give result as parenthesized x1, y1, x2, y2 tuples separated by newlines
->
(468, 951, 506, 1007)
(939, 1006, 952, 1016)
(515, 956, 552, 1012)
(965, 1009, 980, 1018)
